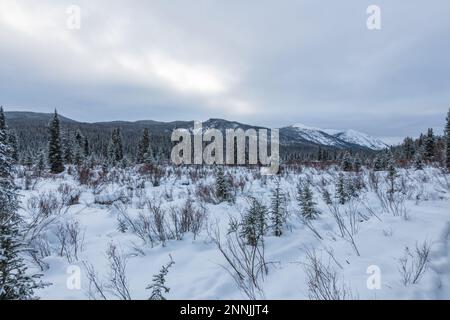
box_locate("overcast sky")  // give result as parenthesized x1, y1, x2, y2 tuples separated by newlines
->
(1, 0, 449, 143)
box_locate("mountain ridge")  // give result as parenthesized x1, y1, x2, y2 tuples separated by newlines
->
(4, 111, 388, 151)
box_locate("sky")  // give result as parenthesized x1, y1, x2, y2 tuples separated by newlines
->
(1, 0, 449, 144)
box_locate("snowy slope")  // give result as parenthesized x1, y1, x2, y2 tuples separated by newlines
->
(283, 123, 388, 150)
(331, 129, 388, 151)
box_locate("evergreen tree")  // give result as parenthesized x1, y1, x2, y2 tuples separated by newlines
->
(373, 156, 384, 171)
(36, 152, 46, 176)
(446, 109, 450, 171)
(297, 182, 319, 219)
(47, 111, 64, 173)
(83, 137, 89, 157)
(335, 173, 348, 205)
(341, 152, 353, 171)
(63, 137, 73, 165)
(414, 152, 424, 170)
(387, 157, 397, 199)
(215, 166, 230, 203)
(1, 126, 44, 299)
(0, 106, 5, 132)
(403, 137, 415, 162)
(424, 128, 435, 161)
(270, 179, 286, 237)
(137, 128, 150, 164)
(146, 257, 175, 300)
(241, 198, 268, 246)
(108, 128, 123, 164)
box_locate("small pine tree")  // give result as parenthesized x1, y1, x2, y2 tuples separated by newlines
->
(83, 137, 89, 157)
(215, 166, 230, 203)
(335, 173, 348, 205)
(270, 179, 286, 237)
(424, 128, 435, 161)
(47, 111, 64, 173)
(241, 198, 268, 246)
(403, 137, 415, 162)
(108, 128, 123, 164)
(146, 257, 175, 300)
(414, 152, 424, 170)
(0, 106, 5, 131)
(297, 182, 319, 219)
(6, 131, 18, 163)
(387, 157, 397, 199)
(137, 128, 150, 164)
(446, 109, 450, 171)
(373, 156, 383, 171)
(341, 153, 353, 171)
(36, 152, 46, 176)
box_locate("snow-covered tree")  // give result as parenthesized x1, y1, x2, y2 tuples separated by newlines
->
(146, 257, 175, 300)
(446, 109, 450, 171)
(270, 179, 286, 237)
(47, 111, 64, 173)
(335, 173, 348, 205)
(241, 198, 268, 246)
(414, 152, 424, 170)
(1, 125, 44, 300)
(0, 106, 5, 131)
(215, 166, 230, 203)
(387, 157, 397, 199)
(297, 182, 319, 220)
(424, 128, 435, 161)
(341, 152, 353, 171)
(137, 128, 150, 164)
(108, 128, 123, 164)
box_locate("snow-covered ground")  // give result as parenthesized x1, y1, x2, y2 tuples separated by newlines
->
(16, 165, 450, 300)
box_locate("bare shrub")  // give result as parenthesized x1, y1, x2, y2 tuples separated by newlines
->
(83, 243, 131, 300)
(195, 182, 216, 204)
(55, 220, 85, 263)
(58, 183, 81, 206)
(328, 201, 361, 256)
(210, 218, 269, 300)
(169, 199, 207, 240)
(304, 249, 355, 300)
(398, 241, 431, 286)
(25, 192, 65, 241)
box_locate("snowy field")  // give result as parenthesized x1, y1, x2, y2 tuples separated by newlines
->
(16, 165, 450, 300)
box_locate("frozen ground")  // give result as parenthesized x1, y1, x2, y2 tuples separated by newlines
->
(16, 165, 450, 300)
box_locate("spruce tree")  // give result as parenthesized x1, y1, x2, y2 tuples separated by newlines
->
(270, 179, 286, 237)
(241, 198, 268, 246)
(146, 257, 175, 300)
(0, 106, 5, 131)
(387, 157, 397, 199)
(424, 128, 435, 161)
(137, 128, 150, 164)
(5, 130, 19, 164)
(108, 128, 123, 164)
(335, 173, 348, 205)
(446, 109, 450, 171)
(341, 152, 353, 171)
(414, 152, 424, 170)
(297, 182, 319, 219)
(1, 125, 44, 299)
(215, 166, 230, 203)
(47, 111, 64, 173)
(83, 137, 89, 157)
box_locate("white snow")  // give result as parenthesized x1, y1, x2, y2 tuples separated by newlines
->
(17, 165, 450, 300)
(289, 123, 388, 150)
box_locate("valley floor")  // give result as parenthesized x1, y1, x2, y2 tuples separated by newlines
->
(17, 166, 450, 300)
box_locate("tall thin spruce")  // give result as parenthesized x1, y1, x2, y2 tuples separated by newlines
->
(47, 110, 64, 173)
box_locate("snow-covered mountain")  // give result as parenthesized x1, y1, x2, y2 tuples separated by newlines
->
(281, 123, 388, 150)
